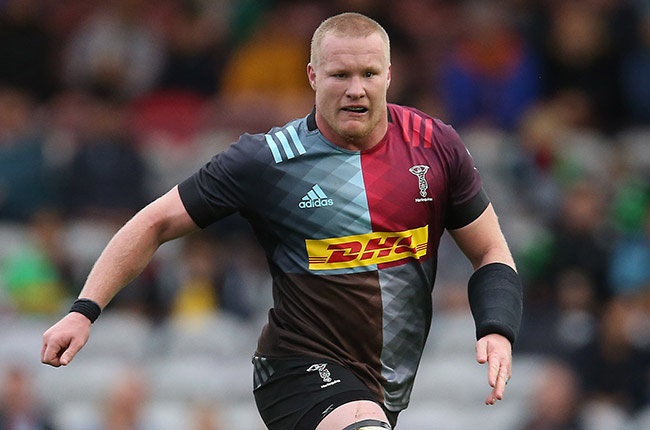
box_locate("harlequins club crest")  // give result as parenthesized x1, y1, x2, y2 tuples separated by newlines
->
(409, 165, 433, 202)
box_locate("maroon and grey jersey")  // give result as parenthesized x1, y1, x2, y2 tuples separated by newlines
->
(178, 103, 489, 412)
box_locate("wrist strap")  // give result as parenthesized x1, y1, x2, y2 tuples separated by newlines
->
(69, 298, 102, 323)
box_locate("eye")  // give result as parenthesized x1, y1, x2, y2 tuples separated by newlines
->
(364, 71, 376, 78)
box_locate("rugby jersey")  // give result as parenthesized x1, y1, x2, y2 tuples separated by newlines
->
(178, 103, 489, 412)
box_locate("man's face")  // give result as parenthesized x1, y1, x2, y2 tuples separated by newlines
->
(307, 33, 391, 150)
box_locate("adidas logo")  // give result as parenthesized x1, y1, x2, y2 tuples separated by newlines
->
(299, 184, 334, 209)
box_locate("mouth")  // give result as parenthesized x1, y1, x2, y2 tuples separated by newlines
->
(341, 106, 368, 114)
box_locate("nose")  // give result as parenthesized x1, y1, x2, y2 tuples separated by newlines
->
(346, 76, 365, 99)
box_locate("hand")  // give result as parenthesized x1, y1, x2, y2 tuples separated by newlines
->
(41, 312, 92, 367)
(475, 333, 512, 405)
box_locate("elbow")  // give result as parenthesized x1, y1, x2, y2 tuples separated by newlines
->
(137, 198, 197, 244)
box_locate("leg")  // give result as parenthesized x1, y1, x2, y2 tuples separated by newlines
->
(315, 400, 391, 430)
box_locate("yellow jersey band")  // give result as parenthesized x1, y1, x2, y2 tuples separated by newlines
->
(306, 225, 429, 270)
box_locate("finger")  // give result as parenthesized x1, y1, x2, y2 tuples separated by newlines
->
(40, 341, 47, 362)
(487, 353, 502, 387)
(485, 386, 499, 405)
(486, 348, 511, 387)
(475, 338, 488, 364)
(494, 367, 509, 397)
(59, 339, 84, 366)
(41, 342, 63, 367)
(485, 367, 510, 405)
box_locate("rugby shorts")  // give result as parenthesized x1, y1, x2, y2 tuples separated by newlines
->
(252, 355, 398, 429)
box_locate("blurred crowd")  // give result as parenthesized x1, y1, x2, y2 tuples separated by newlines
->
(1, 0, 650, 429)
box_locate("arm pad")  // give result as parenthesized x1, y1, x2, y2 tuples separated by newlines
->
(468, 262, 523, 344)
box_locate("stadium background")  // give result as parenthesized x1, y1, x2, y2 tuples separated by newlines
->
(1, 0, 650, 428)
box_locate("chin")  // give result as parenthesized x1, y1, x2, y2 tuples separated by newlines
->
(339, 130, 368, 142)
(339, 122, 371, 138)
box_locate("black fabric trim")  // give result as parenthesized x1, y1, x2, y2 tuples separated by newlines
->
(177, 177, 213, 229)
(445, 187, 490, 230)
(307, 106, 317, 131)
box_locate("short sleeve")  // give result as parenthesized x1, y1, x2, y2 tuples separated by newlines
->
(177, 133, 267, 228)
(443, 128, 490, 229)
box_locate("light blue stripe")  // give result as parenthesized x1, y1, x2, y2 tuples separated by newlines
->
(274, 131, 295, 159)
(312, 184, 327, 199)
(265, 134, 283, 163)
(287, 126, 306, 155)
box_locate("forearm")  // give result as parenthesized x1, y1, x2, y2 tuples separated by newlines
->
(42, 188, 196, 367)
(78, 212, 164, 308)
(77, 187, 198, 309)
(473, 241, 516, 272)
(450, 205, 516, 271)
(449, 205, 522, 343)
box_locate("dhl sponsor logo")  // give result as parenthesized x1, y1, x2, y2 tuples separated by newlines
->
(306, 225, 429, 270)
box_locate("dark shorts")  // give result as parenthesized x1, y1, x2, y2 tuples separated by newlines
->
(252, 355, 398, 430)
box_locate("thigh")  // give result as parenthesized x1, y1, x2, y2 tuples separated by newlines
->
(315, 400, 391, 430)
(252, 355, 381, 430)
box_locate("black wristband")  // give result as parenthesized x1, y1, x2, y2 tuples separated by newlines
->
(69, 298, 102, 323)
(468, 262, 523, 344)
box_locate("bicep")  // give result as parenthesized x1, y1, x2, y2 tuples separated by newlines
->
(447, 204, 515, 270)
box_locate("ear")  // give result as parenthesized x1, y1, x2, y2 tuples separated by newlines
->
(307, 63, 317, 91)
(386, 63, 392, 90)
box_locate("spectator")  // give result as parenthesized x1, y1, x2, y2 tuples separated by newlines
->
(570, 297, 650, 417)
(519, 359, 584, 430)
(60, 0, 164, 98)
(537, 1, 624, 133)
(375, 0, 458, 114)
(516, 179, 614, 355)
(63, 87, 149, 223)
(0, 365, 56, 430)
(542, 179, 613, 309)
(0, 0, 57, 100)
(216, 0, 328, 131)
(0, 87, 59, 221)
(96, 367, 150, 430)
(609, 199, 650, 297)
(169, 232, 255, 323)
(507, 98, 571, 220)
(0, 210, 73, 317)
(517, 267, 600, 358)
(155, 0, 231, 96)
(439, 0, 540, 131)
(620, 3, 650, 126)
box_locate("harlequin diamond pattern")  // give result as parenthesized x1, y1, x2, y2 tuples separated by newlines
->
(379, 264, 433, 406)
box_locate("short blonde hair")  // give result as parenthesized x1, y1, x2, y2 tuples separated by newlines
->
(310, 12, 390, 66)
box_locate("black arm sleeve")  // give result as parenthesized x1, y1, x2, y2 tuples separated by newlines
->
(468, 262, 523, 344)
(446, 187, 490, 230)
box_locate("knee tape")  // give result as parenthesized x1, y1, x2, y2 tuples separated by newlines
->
(342, 419, 391, 430)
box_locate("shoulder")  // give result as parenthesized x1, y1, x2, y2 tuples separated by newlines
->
(387, 103, 463, 149)
(227, 115, 312, 165)
(259, 116, 312, 163)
